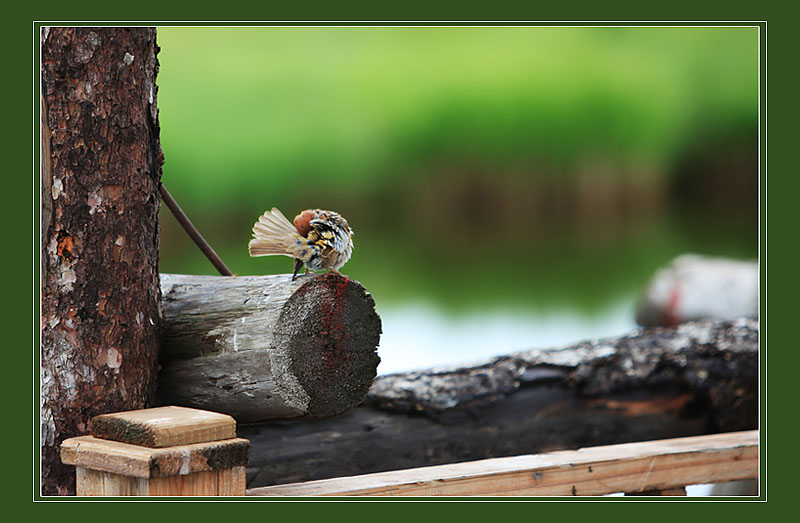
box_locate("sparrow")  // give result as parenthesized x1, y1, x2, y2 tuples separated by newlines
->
(248, 207, 354, 281)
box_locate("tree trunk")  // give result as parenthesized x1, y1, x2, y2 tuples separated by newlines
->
(40, 27, 163, 496)
(241, 318, 758, 488)
(156, 273, 382, 422)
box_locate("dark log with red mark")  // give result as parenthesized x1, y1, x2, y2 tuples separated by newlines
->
(239, 317, 758, 488)
(156, 273, 382, 422)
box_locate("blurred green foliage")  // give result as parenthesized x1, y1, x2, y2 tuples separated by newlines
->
(156, 27, 756, 209)
(155, 26, 758, 313)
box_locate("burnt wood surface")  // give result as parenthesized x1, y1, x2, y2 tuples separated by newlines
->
(156, 273, 382, 422)
(240, 317, 758, 488)
(40, 27, 163, 495)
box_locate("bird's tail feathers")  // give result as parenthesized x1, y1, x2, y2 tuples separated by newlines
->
(249, 207, 300, 257)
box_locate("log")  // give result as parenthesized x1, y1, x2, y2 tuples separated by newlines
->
(240, 317, 758, 488)
(156, 273, 382, 422)
(635, 254, 758, 327)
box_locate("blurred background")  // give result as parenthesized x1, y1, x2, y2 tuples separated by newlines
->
(155, 26, 758, 375)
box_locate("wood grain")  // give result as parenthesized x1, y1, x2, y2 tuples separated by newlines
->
(626, 487, 687, 496)
(61, 435, 250, 478)
(91, 406, 236, 447)
(76, 466, 246, 496)
(157, 272, 381, 422)
(246, 431, 758, 497)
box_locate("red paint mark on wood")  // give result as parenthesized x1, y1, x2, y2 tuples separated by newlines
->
(664, 284, 681, 327)
(317, 273, 351, 380)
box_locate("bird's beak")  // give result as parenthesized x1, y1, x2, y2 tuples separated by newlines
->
(292, 258, 303, 281)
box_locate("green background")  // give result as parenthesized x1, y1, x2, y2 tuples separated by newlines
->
(156, 26, 758, 316)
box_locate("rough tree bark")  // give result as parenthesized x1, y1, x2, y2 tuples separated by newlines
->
(40, 27, 163, 496)
(241, 318, 758, 488)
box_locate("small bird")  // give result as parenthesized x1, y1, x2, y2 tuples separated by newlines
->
(249, 207, 354, 281)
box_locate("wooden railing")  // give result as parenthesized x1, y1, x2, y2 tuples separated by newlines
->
(59, 407, 758, 497)
(247, 430, 759, 497)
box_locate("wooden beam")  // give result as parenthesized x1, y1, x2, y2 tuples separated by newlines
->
(246, 431, 758, 497)
(61, 435, 250, 479)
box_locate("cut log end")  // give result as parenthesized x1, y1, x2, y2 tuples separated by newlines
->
(271, 273, 382, 418)
(156, 272, 382, 422)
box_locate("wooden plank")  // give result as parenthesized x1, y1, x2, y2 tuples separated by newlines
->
(75, 466, 246, 496)
(147, 470, 216, 496)
(61, 435, 250, 478)
(76, 468, 149, 496)
(91, 406, 236, 447)
(147, 466, 246, 496)
(218, 466, 247, 496)
(63, 436, 153, 478)
(247, 431, 758, 497)
(627, 487, 687, 496)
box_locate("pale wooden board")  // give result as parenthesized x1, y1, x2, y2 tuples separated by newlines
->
(217, 466, 248, 497)
(91, 406, 236, 447)
(146, 467, 246, 496)
(247, 430, 758, 497)
(62, 435, 250, 478)
(627, 487, 687, 496)
(76, 466, 246, 496)
(77, 468, 149, 496)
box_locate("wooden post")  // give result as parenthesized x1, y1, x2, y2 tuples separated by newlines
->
(61, 406, 249, 496)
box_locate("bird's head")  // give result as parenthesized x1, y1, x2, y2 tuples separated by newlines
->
(293, 209, 317, 237)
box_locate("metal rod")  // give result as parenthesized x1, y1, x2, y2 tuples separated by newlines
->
(159, 184, 233, 276)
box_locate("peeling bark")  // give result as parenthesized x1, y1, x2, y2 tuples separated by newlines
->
(40, 27, 163, 496)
